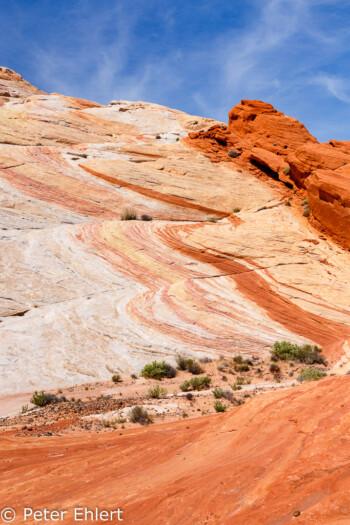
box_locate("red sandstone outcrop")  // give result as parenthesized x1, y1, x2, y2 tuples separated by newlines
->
(187, 99, 350, 249)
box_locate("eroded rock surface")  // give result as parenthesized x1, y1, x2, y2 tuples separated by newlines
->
(188, 99, 350, 249)
(2, 375, 350, 524)
(1, 72, 350, 394)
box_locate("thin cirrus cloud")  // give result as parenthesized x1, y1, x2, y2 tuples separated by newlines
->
(1, 0, 350, 141)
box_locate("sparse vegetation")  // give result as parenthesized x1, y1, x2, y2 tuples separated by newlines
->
(214, 401, 227, 412)
(21, 405, 28, 413)
(129, 406, 154, 425)
(270, 363, 281, 374)
(213, 388, 225, 398)
(297, 367, 326, 382)
(175, 355, 202, 374)
(179, 376, 211, 392)
(301, 199, 309, 206)
(121, 208, 138, 220)
(233, 355, 243, 364)
(303, 206, 311, 217)
(112, 373, 122, 383)
(30, 391, 65, 407)
(140, 361, 176, 380)
(231, 383, 242, 391)
(147, 383, 168, 399)
(236, 364, 250, 373)
(199, 356, 212, 364)
(271, 341, 325, 365)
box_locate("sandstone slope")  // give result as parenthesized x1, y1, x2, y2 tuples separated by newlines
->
(0, 73, 350, 395)
(1, 375, 350, 524)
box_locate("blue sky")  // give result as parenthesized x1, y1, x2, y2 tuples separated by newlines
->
(1, 0, 350, 141)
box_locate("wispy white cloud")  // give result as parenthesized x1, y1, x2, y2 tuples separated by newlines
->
(311, 73, 350, 103)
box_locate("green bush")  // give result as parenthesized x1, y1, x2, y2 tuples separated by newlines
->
(213, 388, 225, 399)
(283, 166, 291, 175)
(175, 355, 202, 374)
(233, 355, 243, 364)
(148, 383, 167, 399)
(30, 391, 64, 407)
(179, 380, 191, 392)
(271, 341, 325, 365)
(214, 401, 227, 412)
(112, 373, 122, 383)
(301, 199, 309, 206)
(236, 364, 250, 372)
(129, 406, 154, 425)
(186, 359, 203, 375)
(303, 206, 311, 217)
(140, 361, 176, 380)
(180, 376, 211, 392)
(297, 367, 326, 382)
(233, 207, 241, 213)
(231, 383, 242, 391)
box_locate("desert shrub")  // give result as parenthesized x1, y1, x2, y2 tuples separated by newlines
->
(217, 361, 230, 372)
(180, 380, 191, 392)
(176, 355, 202, 374)
(130, 373, 138, 379)
(156, 135, 161, 139)
(303, 206, 311, 217)
(301, 199, 309, 206)
(30, 391, 65, 407)
(186, 359, 202, 375)
(214, 401, 227, 412)
(236, 364, 250, 373)
(233, 355, 243, 364)
(298, 367, 326, 382)
(284, 200, 291, 206)
(223, 390, 235, 402)
(231, 383, 242, 391)
(213, 388, 225, 399)
(148, 383, 167, 399)
(233, 207, 241, 213)
(176, 354, 188, 370)
(236, 376, 245, 385)
(141, 214, 152, 221)
(112, 373, 122, 383)
(270, 363, 280, 374)
(185, 392, 194, 401)
(21, 405, 28, 413)
(271, 341, 325, 365)
(129, 406, 154, 425)
(283, 166, 291, 175)
(180, 376, 211, 392)
(199, 356, 212, 363)
(103, 415, 126, 428)
(121, 208, 138, 220)
(140, 361, 176, 380)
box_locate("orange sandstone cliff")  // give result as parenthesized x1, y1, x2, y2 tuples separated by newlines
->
(187, 99, 350, 249)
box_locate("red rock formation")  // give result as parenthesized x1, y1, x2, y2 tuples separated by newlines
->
(1, 375, 350, 524)
(186, 100, 350, 249)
